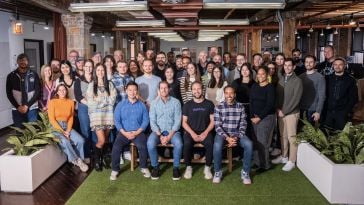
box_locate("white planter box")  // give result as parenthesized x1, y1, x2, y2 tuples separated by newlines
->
(297, 142, 364, 204)
(0, 144, 66, 193)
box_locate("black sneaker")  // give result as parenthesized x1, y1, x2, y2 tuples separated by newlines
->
(151, 167, 160, 180)
(172, 168, 181, 181)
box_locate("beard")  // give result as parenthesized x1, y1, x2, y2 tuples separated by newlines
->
(193, 94, 202, 99)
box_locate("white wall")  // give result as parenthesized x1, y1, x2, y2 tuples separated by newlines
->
(90, 35, 114, 56)
(160, 39, 224, 62)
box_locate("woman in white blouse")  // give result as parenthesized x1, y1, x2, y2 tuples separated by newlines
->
(205, 66, 227, 106)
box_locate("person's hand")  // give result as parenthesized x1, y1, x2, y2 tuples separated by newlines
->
(312, 112, 320, 122)
(23, 105, 29, 113)
(124, 132, 135, 140)
(198, 131, 208, 142)
(17, 105, 26, 114)
(63, 131, 70, 140)
(191, 133, 200, 142)
(226, 136, 237, 147)
(251, 117, 261, 124)
(277, 109, 285, 118)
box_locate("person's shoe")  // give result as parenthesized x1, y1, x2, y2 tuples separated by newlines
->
(151, 167, 160, 180)
(110, 170, 119, 181)
(270, 148, 281, 156)
(103, 155, 112, 169)
(203, 165, 213, 180)
(172, 168, 181, 181)
(282, 161, 296, 172)
(241, 170, 252, 185)
(94, 161, 102, 172)
(119, 155, 124, 165)
(73, 158, 89, 172)
(141, 168, 151, 178)
(272, 156, 288, 164)
(123, 151, 131, 161)
(212, 171, 223, 184)
(183, 166, 193, 179)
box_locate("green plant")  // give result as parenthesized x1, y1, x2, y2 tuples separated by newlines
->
(296, 120, 364, 164)
(3, 112, 60, 156)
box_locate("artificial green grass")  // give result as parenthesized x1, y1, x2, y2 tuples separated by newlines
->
(67, 163, 329, 205)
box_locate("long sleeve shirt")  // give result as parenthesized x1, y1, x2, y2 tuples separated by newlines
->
(48, 98, 74, 132)
(149, 96, 182, 133)
(299, 72, 326, 114)
(249, 83, 276, 119)
(214, 101, 247, 139)
(114, 99, 149, 132)
(111, 73, 134, 103)
(276, 73, 303, 115)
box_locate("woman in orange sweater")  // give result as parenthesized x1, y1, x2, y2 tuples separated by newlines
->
(48, 84, 88, 172)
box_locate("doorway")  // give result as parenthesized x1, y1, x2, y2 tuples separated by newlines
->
(24, 39, 44, 74)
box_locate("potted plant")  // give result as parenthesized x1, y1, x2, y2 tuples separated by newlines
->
(0, 112, 67, 193)
(296, 120, 364, 204)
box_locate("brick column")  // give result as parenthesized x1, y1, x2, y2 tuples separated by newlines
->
(61, 13, 93, 59)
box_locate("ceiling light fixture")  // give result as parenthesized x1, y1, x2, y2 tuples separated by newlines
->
(91, 33, 95, 36)
(355, 24, 361, 32)
(320, 29, 324, 36)
(116, 20, 165, 27)
(69, 1, 148, 12)
(349, 14, 356, 26)
(199, 19, 249, 26)
(326, 22, 331, 30)
(333, 28, 339, 35)
(43, 19, 49, 30)
(309, 25, 314, 33)
(203, 0, 285, 9)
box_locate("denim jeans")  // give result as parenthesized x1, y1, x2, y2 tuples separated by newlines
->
(78, 103, 97, 158)
(213, 134, 253, 173)
(111, 132, 148, 171)
(53, 121, 85, 162)
(147, 131, 182, 168)
(12, 108, 38, 128)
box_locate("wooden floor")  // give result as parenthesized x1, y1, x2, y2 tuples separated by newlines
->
(0, 127, 91, 205)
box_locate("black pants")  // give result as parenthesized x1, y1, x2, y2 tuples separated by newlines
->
(323, 110, 348, 130)
(183, 132, 214, 166)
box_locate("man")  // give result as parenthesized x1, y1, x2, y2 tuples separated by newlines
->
(323, 57, 358, 130)
(223, 52, 240, 84)
(262, 50, 273, 64)
(92, 52, 102, 65)
(135, 59, 162, 107)
(50, 58, 61, 80)
(182, 48, 191, 58)
(167, 51, 175, 68)
(292, 48, 305, 76)
(146, 49, 155, 60)
(114, 49, 124, 62)
(197, 50, 208, 75)
(213, 54, 222, 67)
(252, 53, 263, 74)
(316, 45, 336, 76)
(182, 81, 215, 180)
(110, 81, 150, 180)
(175, 55, 185, 80)
(181, 56, 191, 73)
(75, 57, 85, 77)
(213, 86, 253, 184)
(273, 58, 303, 172)
(147, 81, 182, 180)
(153, 51, 167, 79)
(299, 55, 326, 124)
(6, 53, 40, 128)
(208, 46, 218, 60)
(68, 50, 79, 71)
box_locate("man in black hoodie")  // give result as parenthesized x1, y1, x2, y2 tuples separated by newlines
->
(323, 57, 358, 130)
(6, 53, 40, 128)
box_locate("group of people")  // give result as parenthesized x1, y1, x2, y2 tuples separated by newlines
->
(6, 44, 358, 185)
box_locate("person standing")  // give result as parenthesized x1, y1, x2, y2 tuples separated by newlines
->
(205, 66, 228, 106)
(147, 81, 183, 180)
(182, 81, 215, 180)
(112, 61, 134, 103)
(316, 45, 336, 76)
(39, 64, 56, 112)
(213, 86, 253, 184)
(273, 58, 303, 172)
(6, 53, 40, 128)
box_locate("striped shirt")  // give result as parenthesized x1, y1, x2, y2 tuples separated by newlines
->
(179, 76, 207, 104)
(150, 96, 181, 133)
(214, 101, 247, 139)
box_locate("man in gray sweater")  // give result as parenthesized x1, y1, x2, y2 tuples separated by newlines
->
(273, 58, 303, 172)
(299, 55, 326, 124)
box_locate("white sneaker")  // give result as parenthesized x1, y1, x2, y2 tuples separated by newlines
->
(123, 151, 131, 161)
(110, 170, 118, 181)
(203, 165, 213, 180)
(141, 168, 151, 178)
(212, 171, 223, 184)
(241, 170, 252, 185)
(183, 166, 193, 179)
(74, 158, 89, 172)
(120, 155, 124, 165)
(272, 156, 288, 164)
(282, 161, 295, 172)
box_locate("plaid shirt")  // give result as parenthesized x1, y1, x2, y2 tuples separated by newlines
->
(214, 101, 247, 139)
(111, 73, 134, 103)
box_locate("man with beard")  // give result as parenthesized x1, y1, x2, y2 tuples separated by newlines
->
(213, 86, 253, 184)
(197, 50, 208, 75)
(292, 48, 305, 76)
(182, 81, 215, 180)
(50, 58, 61, 80)
(213, 54, 222, 67)
(299, 55, 326, 124)
(68, 50, 79, 71)
(175, 55, 185, 80)
(224, 53, 244, 84)
(316, 45, 336, 76)
(208, 46, 218, 61)
(153, 52, 167, 79)
(167, 51, 175, 68)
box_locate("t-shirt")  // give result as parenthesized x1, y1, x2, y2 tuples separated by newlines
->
(182, 99, 215, 133)
(135, 74, 161, 104)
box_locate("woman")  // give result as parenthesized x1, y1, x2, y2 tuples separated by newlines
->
(103, 55, 116, 80)
(164, 66, 181, 102)
(180, 63, 205, 104)
(48, 84, 88, 172)
(275, 53, 285, 77)
(112, 61, 134, 103)
(267, 62, 279, 86)
(205, 66, 228, 106)
(249, 66, 276, 171)
(39, 64, 56, 111)
(137, 51, 145, 69)
(56, 60, 76, 101)
(129, 60, 143, 79)
(87, 63, 117, 171)
(74, 59, 94, 163)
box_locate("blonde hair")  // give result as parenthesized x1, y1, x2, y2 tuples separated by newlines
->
(40, 64, 52, 83)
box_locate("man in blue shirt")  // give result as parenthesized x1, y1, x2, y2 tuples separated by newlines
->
(147, 81, 183, 180)
(110, 81, 150, 181)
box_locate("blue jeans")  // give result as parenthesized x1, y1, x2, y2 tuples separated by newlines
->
(12, 108, 38, 128)
(53, 121, 85, 162)
(213, 134, 253, 173)
(147, 132, 182, 168)
(78, 103, 97, 158)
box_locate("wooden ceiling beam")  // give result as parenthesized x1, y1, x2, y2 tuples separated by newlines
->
(299, 1, 361, 20)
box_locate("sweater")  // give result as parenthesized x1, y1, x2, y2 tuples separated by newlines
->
(299, 71, 326, 114)
(249, 83, 276, 119)
(48, 98, 75, 132)
(276, 73, 303, 115)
